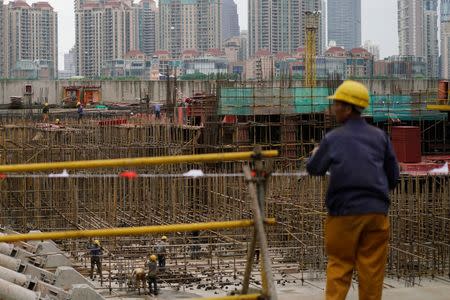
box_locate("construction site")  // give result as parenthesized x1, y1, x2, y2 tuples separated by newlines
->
(0, 72, 448, 299)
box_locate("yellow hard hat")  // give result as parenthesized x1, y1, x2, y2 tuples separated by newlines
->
(93, 240, 100, 246)
(76, 102, 81, 106)
(55, 119, 60, 123)
(328, 80, 370, 109)
(150, 254, 157, 261)
(44, 102, 48, 106)
(161, 236, 167, 240)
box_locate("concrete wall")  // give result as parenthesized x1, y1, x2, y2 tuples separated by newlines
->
(0, 79, 440, 106)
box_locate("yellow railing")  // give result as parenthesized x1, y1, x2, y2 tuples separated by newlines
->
(0, 219, 276, 243)
(0, 151, 278, 173)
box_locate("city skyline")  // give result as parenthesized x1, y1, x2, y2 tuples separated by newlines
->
(37, 0, 397, 70)
(1, 0, 398, 72)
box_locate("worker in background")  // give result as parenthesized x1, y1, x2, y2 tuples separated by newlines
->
(147, 254, 158, 295)
(155, 236, 168, 270)
(76, 102, 84, 122)
(190, 230, 201, 259)
(88, 239, 103, 284)
(42, 102, 49, 122)
(306, 80, 400, 300)
(154, 103, 161, 119)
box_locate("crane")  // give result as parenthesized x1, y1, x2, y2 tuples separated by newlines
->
(305, 11, 320, 88)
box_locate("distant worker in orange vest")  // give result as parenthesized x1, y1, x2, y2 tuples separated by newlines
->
(306, 80, 400, 300)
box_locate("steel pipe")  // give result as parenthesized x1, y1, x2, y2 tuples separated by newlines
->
(0, 219, 276, 243)
(0, 151, 278, 173)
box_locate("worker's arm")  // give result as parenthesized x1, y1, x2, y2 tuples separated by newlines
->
(306, 138, 332, 176)
(384, 135, 400, 190)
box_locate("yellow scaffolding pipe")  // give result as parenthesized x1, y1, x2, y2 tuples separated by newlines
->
(0, 219, 276, 243)
(189, 294, 261, 300)
(0, 151, 278, 173)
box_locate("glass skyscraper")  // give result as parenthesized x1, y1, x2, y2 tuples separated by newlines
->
(327, 0, 361, 50)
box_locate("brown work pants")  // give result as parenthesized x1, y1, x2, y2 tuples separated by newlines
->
(325, 214, 389, 300)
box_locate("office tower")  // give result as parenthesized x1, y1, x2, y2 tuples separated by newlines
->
(221, 0, 240, 41)
(327, 0, 361, 50)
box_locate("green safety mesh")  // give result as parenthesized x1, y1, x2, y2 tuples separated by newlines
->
(218, 88, 448, 121)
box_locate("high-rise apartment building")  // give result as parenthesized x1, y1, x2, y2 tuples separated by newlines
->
(64, 47, 76, 74)
(363, 40, 380, 61)
(133, 0, 157, 57)
(2, 0, 58, 78)
(221, 0, 240, 41)
(75, 0, 134, 77)
(398, 0, 438, 78)
(398, 0, 424, 57)
(440, 0, 450, 79)
(249, 0, 302, 57)
(158, 0, 221, 58)
(0, 0, 4, 78)
(239, 30, 248, 61)
(327, 0, 361, 50)
(248, 0, 326, 57)
(441, 0, 450, 79)
(423, 0, 438, 78)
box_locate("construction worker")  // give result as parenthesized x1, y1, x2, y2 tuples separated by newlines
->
(154, 103, 161, 119)
(306, 80, 400, 300)
(88, 239, 103, 283)
(147, 254, 158, 295)
(155, 236, 168, 269)
(42, 102, 49, 122)
(76, 102, 84, 122)
(190, 230, 201, 259)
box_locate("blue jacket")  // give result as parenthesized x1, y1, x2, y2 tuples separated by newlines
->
(306, 118, 400, 216)
(88, 244, 102, 257)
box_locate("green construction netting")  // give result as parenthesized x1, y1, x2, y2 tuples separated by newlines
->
(218, 88, 448, 121)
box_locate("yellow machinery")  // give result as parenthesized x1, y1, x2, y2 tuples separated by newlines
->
(305, 11, 320, 87)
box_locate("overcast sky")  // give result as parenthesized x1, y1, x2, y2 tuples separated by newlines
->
(39, 0, 398, 70)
